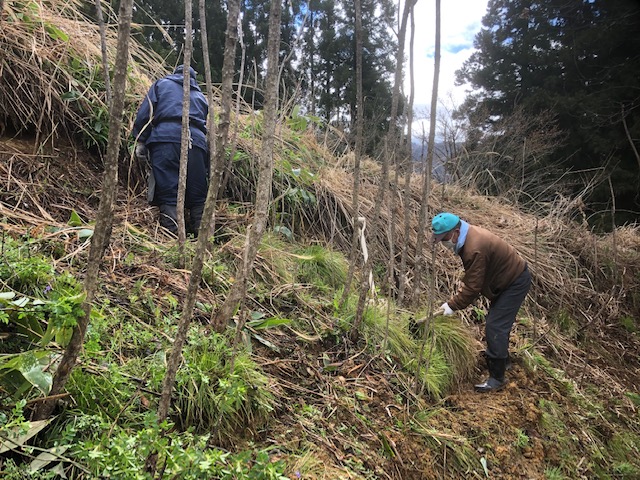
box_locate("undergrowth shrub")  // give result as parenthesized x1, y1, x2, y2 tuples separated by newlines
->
(295, 245, 347, 290)
(335, 291, 475, 398)
(15, 412, 290, 479)
(256, 233, 296, 284)
(171, 330, 275, 443)
(0, 235, 85, 401)
(66, 365, 147, 427)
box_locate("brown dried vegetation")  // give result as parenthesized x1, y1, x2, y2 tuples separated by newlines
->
(1, 1, 640, 478)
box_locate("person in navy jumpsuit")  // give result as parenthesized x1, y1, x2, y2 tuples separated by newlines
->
(133, 65, 209, 235)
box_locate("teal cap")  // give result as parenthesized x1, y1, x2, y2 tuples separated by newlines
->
(431, 212, 460, 241)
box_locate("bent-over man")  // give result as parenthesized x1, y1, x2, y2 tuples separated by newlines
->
(432, 212, 531, 392)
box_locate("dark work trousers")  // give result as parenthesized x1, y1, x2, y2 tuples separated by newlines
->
(485, 265, 531, 359)
(148, 142, 209, 207)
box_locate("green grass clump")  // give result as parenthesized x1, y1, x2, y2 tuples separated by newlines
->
(295, 244, 347, 290)
(67, 365, 146, 427)
(172, 330, 275, 443)
(544, 466, 566, 480)
(336, 292, 475, 399)
(430, 315, 476, 382)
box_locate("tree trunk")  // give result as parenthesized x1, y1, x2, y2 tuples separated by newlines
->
(199, 0, 217, 166)
(340, 0, 364, 307)
(414, 0, 441, 395)
(176, 0, 194, 248)
(350, 0, 417, 341)
(412, 0, 441, 305)
(398, 7, 416, 304)
(211, 0, 282, 332)
(157, 0, 241, 422)
(32, 0, 133, 420)
(94, 0, 111, 105)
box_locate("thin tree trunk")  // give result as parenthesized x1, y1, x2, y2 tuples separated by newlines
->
(32, 0, 133, 420)
(199, 0, 217, 160)
(94, 0, 111, 105)
(210, 0, 282, 333)
(414, 0, 441, 393)
(222, 16, 246, 199)
(157, 0, 241, 422)
(389, 0, 417, 151)
(412, 0, 441, 305)
(621, 105, 640, 171)
(176, 0, 194, 248)
(398, 7, 416, 304)
(350, 0, 417, 341)
(340, 0, 364, 307)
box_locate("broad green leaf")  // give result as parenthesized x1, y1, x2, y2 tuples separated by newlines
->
(77, 228, 94, 239)
(44, 23, 69, 42)
(250, 333, 280, 352)
(54, 327, 73, 347)
(273, 225, 293, 240)
(12, 297, 29, 308)
(68, 210, 83, 227)
(40, 322, 56, 346)
(61, 91, 79, 101)
(0, 354, 23, 370)
(17, 352, 52, 395)
(246, 316, 291, 330)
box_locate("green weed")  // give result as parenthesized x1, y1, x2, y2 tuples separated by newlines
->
(335, 292, 474, 399)
(544, 466, 566, 480)
(171, 330, 275, 443)
(619, 315, 637, 333)
(37, 412, 291, 479)
(0, 238, 85, 400)
(513, 428, 530, 449)
(552, 309, 578, 337)
(295, 244, 347, 290)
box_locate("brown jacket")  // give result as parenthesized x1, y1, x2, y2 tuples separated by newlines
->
(448, 225, 526, 311)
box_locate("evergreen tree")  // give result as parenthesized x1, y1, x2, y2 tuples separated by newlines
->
(298, 0, 398, 154)
(456, 0, 640, 224)
(129, 0, 399, 155)
(131, 0, 226, 80)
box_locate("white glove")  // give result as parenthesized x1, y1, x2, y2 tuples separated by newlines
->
(135, 142, 149, 162)
(441, 302, 454, 316)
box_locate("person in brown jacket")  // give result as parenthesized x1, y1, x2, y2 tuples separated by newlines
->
(431, 212, 531, 392)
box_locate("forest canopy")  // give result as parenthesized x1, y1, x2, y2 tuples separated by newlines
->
(455, 0, 640, 227)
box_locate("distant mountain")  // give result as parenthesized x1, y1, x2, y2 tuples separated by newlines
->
(410, 139, 448, 182)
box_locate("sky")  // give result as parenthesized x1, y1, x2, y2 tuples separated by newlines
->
(408, 0, 489, 128)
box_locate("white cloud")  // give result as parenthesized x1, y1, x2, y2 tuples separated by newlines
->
(408, 0, 488, 111)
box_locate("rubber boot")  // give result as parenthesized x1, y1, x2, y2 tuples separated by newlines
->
(189, 204, 205, 237)
(483, 350, 512, 371)
(159, 204, 178, 235)
(475, 357, 507, 393)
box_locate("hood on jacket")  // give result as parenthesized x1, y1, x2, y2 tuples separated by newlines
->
(173, 65, 197, 79)
(165, 65, 200, 90)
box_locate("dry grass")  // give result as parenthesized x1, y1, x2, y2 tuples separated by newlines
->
(0, 0, 162, 144)
(315, 165, 639, 324)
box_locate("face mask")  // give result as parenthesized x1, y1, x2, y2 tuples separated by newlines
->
(442, 240, 456, 252)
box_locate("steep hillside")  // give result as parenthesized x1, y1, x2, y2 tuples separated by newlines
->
(1, 1, 640, 479)
(1, 127, 640, 479)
